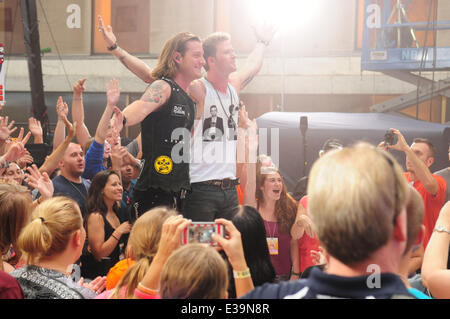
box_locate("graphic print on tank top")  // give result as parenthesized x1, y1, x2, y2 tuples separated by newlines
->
(189, 78, 240, 183)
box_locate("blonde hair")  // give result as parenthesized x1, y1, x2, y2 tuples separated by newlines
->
(0, 183, 32, 271)
(307, 142, 409, 265)
(110, 207, 177, 299)
(151, 32, 201, 79)
(17, 197, 83, 265)
(160, 244, 229, 299)
(405, 186, 425, 253)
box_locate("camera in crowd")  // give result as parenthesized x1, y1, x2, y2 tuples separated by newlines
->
(181, 222, 224, 246)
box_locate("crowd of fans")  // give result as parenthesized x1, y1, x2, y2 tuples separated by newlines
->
(0, 84, 448, 299)
(0, 15, 449, 300)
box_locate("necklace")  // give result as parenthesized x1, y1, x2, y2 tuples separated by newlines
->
(65, 177, 87, 201)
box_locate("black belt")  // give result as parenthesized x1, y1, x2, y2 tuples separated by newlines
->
(198, 178, 240, 189)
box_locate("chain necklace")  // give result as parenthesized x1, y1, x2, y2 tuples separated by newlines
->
(65, 177, 87, 201)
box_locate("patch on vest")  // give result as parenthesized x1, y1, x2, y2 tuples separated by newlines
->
(172, 105, 186, 117)
(154, 156, 173, 175)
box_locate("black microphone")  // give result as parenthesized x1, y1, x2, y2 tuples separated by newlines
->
(300, 116, 308, 137)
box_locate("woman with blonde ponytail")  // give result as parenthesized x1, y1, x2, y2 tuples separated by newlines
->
(96, 207, 177, 299)
(11, 197, 106, 299)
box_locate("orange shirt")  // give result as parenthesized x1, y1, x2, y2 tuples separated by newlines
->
(105, 258, 136, 291)
(236, 184, 244, 205)
(404, 172, 446, 249)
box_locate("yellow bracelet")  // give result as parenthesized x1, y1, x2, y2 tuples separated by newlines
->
(137, 282, 159, 295)
(233, 268, 251, 279)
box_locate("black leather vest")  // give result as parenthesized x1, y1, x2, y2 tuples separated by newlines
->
(135, 77, 196, 193)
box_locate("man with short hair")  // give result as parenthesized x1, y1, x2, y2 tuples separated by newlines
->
(242, 143, 415, 299)
(52, 142, 90, 218)
(183, 28, 275, 221)
(384, 129, 446, 250)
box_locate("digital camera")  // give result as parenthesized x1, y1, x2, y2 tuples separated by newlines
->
(181, 222, 224, 246)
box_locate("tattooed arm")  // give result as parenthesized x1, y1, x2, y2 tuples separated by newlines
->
(120, 80, 171, 127)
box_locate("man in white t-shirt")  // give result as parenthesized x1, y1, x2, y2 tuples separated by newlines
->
(184, 28, 275, 221)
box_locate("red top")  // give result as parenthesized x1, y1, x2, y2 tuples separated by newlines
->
(404, 172, 446, 249)
(297, 196, 321, 273)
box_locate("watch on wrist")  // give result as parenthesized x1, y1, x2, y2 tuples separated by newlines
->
(107, 42, 118, 51)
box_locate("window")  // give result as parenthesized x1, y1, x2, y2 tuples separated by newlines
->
(93, 0, 150, 54)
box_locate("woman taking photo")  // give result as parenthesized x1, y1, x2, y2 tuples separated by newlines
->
(83, 170, 131, 279)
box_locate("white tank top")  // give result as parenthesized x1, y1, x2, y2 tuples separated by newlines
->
(189, 77, 239, 183)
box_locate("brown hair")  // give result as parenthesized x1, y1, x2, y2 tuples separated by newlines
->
(151, 32, 201, 79)
(0, 183, 32, 271)
(160, 244, 228, 299)
(255, 167, 297, 234)
(413, 138, 435, 158)
(110, 207, 177, 299)
(17, 197, 83, 265)
(307, 142, 409, 265)
(202, 32, 231, 71)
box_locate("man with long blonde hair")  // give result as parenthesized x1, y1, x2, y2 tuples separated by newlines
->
(110, 31, 205, 215)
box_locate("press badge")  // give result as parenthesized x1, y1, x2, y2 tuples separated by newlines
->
(267, 237, 279, 255)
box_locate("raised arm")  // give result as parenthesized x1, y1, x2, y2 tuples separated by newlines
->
(71, 78, 91, 148)
(243, 115, 258, 208)
(98, 15, 155, 84)
(53, 96, 68, 151)
(95, 79, 121, 145)
(39, 116, 76, 176)
(229, 23, 276, 94)
(388, 128, 439, 195)
(0, 116, 17, 156)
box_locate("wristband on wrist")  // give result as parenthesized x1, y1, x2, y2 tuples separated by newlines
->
(291, 271, 301, 277)
(107, 42, 118, 51)
(233, 268, 251, 279)
(137, 282, 159, 295)
(111, 233, 120, 241)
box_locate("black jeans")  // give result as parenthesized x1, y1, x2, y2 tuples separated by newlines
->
(131, 188, 180, 220)
(181, 182, 239, 222)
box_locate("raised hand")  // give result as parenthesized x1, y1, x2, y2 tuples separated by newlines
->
(3, 128, 31, 162)
(73, 78, 86, 97)
(17, 150, 34, 169)
(252, 21, 277, 45)
(98, 15, 117, 48)
(106, 79, 121, 108)
(24, 164, 53, 199)
(28, 117, 43, 143)
(56, 96, 69, 121)
(110, 107, 124, 133)
(0, 116, 17, 142)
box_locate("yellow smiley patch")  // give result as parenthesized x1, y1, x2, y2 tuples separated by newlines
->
(154, 155, 173, 175)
